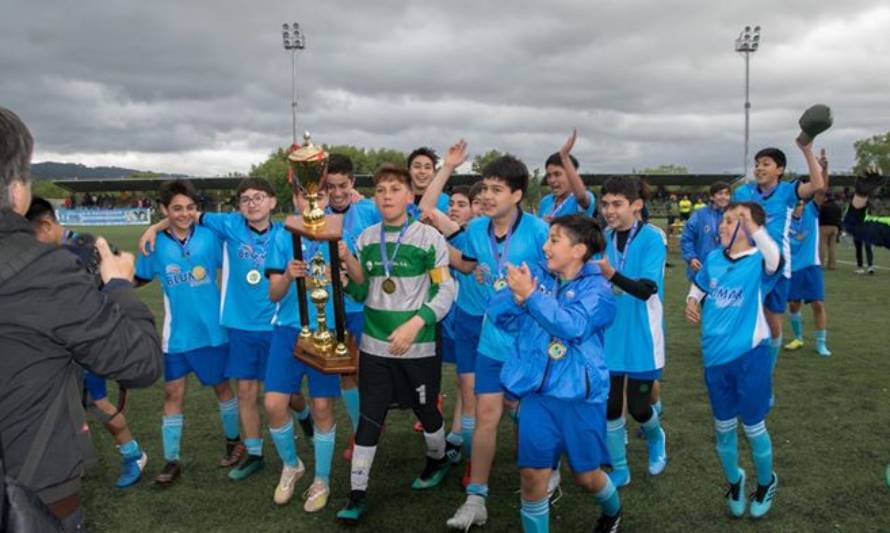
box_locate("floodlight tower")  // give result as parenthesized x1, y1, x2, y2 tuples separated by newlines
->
(282, 22, 306, 146)
(735, 25, 761, 177)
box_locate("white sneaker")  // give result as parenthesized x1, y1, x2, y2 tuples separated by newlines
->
(446, 495, 487, 531)
(273, 459, 306, 505)
(868, 266, 877, 275)
(547, 468, 563, 504)
(855, 267, 866, 275)
(302, 478, 329, 513)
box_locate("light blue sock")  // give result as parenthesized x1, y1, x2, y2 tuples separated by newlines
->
(769, 335, 782, 372)
(790, 313, 803, 340)
(816, 329, 828, 349)
(269, 422, 297, 466)
(244, 437, 264, 458)
(641, 407, 663, 442)
(520, 497, 549, 533)
(714, 418, 741, 484)
(118, 439, 140, 459)
(744, 421, 773, 486)
(446, 431, 463, 447)
(606, 418, 628, 473)
(460, 415, 475, 458)
(653, 399, 663, 417)
(466, 483, 489, 498)
(162, 414, 183, 462)
(218, 398, 240, 440)
(593, 476, 621, 517)
(314, 425, 336, 482)
(342, 387, 360, 433)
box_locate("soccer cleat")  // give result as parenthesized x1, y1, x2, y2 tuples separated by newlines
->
(297, 414, 314, 441)
(336, 490, 368, 525)
(343, 433, 355, 462)
(116, 451, 147, 488)
(219, 439, 246, 467)
(445, 440, 463, 464)
(547, 468, 563, 505)
(749, 472, 778, 519)
(816, 344, 832, 357)
(783, 338, 804, 351)
(273, 459, 306, 505)
(411, 456, 451, 490)
(868, 266, 876, 275)
(154, 460, 182, 487)
(725, 469, 747, 518)
(607, 468, 631, 488)
(594, 510, 621, 533)
(855, 267, 866, 275)
(302, 478, 330, 513)
(460, 461, 472, 489)
(228, 454, 264, 481)
(446, 494, 487, 530)
(647, 427, 668, 476)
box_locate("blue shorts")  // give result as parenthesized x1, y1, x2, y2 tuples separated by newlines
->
(704, 343, 772, 425)
(265, 326, 341, 397)
(764, 275, 790, 314)
(475, 353, 505, 395)
(165, 344, 228, 386)
(226, 328, 273, 381)
(346, 311, 364, 344)
(788, 266, 824, 303)
(83, 371, 107, 401)
(454, 307, 483, 375)
(442, 334, 457, 365)
(518, 395, 610, 473)
(609, 369, 663, 381)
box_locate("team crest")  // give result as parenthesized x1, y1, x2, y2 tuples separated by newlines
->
(704, 225, 711, 234)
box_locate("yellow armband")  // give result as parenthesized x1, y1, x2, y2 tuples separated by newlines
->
(429, 265, 451, 284)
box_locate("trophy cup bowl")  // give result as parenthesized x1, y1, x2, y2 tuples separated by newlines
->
(287, 132, 328, 231)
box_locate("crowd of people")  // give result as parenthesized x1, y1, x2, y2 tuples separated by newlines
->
(3, 104, 890, 532)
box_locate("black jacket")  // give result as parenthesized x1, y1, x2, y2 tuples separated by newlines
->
(0, 210, 162, 504)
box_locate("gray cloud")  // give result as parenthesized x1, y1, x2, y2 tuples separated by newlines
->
(2, 0, 888, 176)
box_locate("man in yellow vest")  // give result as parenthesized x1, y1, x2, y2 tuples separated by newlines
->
(678, 195, 692, 221)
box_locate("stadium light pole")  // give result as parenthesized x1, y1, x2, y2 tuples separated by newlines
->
(282, 22, 306, 146)
(735, 25, 761, 178)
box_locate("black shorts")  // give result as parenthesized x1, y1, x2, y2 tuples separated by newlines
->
(359, 351, 441, 418)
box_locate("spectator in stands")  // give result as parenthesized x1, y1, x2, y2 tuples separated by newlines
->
(679, 194, 692, 220)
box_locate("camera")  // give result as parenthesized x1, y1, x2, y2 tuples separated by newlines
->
(63, 232, 120, 286)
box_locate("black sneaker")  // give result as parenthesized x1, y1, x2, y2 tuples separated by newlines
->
(219, 438, 246, 467)
(154, 460, 182, 486)
(445, 440, 462, 464)
(594, 510, 621, 533)
(297, 414, 314, 440)
(335, 490, 368, 524)
(410, 456, 450, 490)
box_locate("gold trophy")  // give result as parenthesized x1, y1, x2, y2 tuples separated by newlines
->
(285, 132, 357, 374)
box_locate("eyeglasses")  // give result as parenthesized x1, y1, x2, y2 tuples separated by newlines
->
(239, 194, 268, 206)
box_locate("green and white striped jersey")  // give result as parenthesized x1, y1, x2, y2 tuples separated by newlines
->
(346, 220, 456, 359)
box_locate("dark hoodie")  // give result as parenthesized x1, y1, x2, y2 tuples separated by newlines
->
(0, 209, 161, 504)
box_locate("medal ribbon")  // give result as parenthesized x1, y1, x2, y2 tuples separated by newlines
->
(550, 194, 571, 217)
(379, 220, 410, 279)
(488, 210, 517, 279)
(172, 226, 195, 258)
(611, 221, 640, 273)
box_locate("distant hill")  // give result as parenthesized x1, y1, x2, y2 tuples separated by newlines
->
(31, 161, 186, 180)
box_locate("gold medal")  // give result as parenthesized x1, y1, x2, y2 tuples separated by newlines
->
(547, 340, 568, 360)
(493, 278, 508, 292)
(246, 269, 262, 285)
(612, 284, 623, 296)
(382, 277, 396, 294)
(191, 265, 207, 281)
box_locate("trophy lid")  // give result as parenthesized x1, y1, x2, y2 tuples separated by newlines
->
(288, 131, 328, 163)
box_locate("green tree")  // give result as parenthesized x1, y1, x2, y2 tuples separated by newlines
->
(853, 132, 890, 174)
(127, 170, 166, 178)
(323, 145, 406, 174)
(32, 179, 70, 199)
(472, 149, 505, 174)
(249, 147, 291, 206)
(638, 164, 689, 174)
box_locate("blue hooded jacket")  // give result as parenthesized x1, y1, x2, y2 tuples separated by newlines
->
(680, 204, 724, 281)
(489, 261, 616, 403)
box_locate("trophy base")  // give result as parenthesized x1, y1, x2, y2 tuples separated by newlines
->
(294, 334, 358, 375)
(285, 214, 344, 241)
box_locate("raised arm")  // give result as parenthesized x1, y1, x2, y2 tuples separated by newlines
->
(418, 139, 468, 213)
(796, 140, 826, 200)
(560, 129, 590, 209)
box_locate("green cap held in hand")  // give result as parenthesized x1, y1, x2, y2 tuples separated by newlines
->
(797, 104, 833, 145)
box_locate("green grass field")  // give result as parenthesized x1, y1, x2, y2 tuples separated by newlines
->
(74, 223, 890, 532)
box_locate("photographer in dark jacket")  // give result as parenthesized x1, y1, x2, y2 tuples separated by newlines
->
(0, 108, 162, 531)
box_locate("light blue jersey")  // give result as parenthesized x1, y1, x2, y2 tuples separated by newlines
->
(408, 192, 450, 219)
(694, 248, 771, 367)
(536, 191, 596, 219)
(790, 202, 821, 271)
(448, 229, 486, 317)
(459, 209, 549, 362)
(264, 229, 335, 329)
(200, 212, 283, 331)
(327, 199, 381, 315)
(135, 226, 228, 353)
(603, 224, 666, 373)
(733, 181, 800, 278)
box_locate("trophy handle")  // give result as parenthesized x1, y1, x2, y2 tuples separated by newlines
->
(328, 240, 348, 345)
(291, 232, 311, 335)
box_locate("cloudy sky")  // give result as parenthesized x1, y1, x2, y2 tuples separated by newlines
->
(2, 0, 888, 176)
